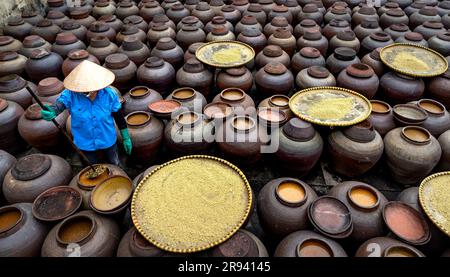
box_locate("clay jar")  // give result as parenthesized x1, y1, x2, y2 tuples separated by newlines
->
(61, 20, 87, 43)
(328, 121, 384, 177)
(352, 6, 379, 26)
(395, 32, 428, 47)
(118, 36, 151, 67)
(361, 48, 384, 77)
(414, 21, 446, 41)
(21, 10, 44, 26)
(176, 25, 206, 51)
(2, 154, 72, 203)
(46, 10, 69, 27)
(324, 6, 351, 24)
(137, 57, 176, 97)
(87, 36, 118, 63)
(329, 30, 360, 54)
(124, 15, 149, 33)
(166, 87, 207, 112)
(414, 99, 450, 137)
(428, 70, 450, 108)
(46, 0, 68, 14)
(209, 0, 225, 15)
(384, 23, 411, 40)
(0, 203, 49, 257)
(116, 24, 147, 45)
(353, 18, 382, 41)
(0, 150, 16, 186)
(355, 237, 425, 257)
(257, 178, 318, 237)
(192, 2, 215, 25)
(35, 77, 64, 104)
(0, 75, 35, 110)
(149, 39, 182, 70)
(41, 210, 120, 257)
(146, 23, 175, 47)
(18, 103, 68, 153)
(443, 14, 450, 29)
(326, 47, 360, 76)
(0, 52, 27, 77)
(410, 7, 441, 29)
(176, 58, 213, 97)
(244, 4, 267, 26)
(0, 99, 25, 153)
(139, 2, 165, 22)
(206, 229, 268, 257)
(103, 53, 137, 92)
(52, 32, 86, 59)
(268, 28, 297, 57)
(256, 62, 294, 96)
(274, 118, 323, 176)
(70, 9, 96, 29)
(258, 94, 293, 119)
(429, 32, 450, 57)
(25, 49, 63, 84)
(237, 27, 267, 54)
(98, 15, 124, 33)
(298, 4, 323, 25)
(86, 22, 116, 43)
(378, 2, 402, 15)
(322, 19, 351, 40)
(204, 16, 233, 34)
(3, 17, 32, 42)
(337, 63, 379, 99)
(274, 230, 347, 257)
(384, 126, 441, 185)
(361, 32, 394, 55)
(149, 14, 176, 31)
(293, 19, 320, 39)
(379, 9, 409, 29)
(380, 72, 425, 104)
(116, 1, 139, 20)
(291, 47, 325, 76)
(265, 17, 293, 38)
(259, 0, 275, 15)
(123, 86, 162, 115)
(297, 30, 329, 56)
(235, 15, 263, 35)
(126, 111, 163, 163)
(219, 5, 242, 25)
(296, 66, 336, 89)
(62, 50, 100, 77)
(92, 0, 117, 18)
(255, 45, 290, 70)
(184, 42, 204, 63)
(0, 36, 22, 54)
(217, 66, 253, 93)
(177, 16, 205, 33)
(166, 4, 190, 25)
(368, 100, 396, 137)
(164, 111, 214, 155)
(212, 88, 255, 115)
(30, 20, 60, 44)
(328, 181, 388, 242)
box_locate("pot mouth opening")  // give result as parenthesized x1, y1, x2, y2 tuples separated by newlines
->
(383, 245, 421, 257)
(77, 164, 111, 189)
(347, 185, 380, 210)
(258, 108, 287, 125)
(269, 95, 289, 108)
(90, 176, 133, 213)
(275, 180, 307, 207)
(0, 207, 23, 234)
(126, 111, 151, 127)
(308, 196, 352, 237)
(220, 88, 245, 102)
(231, 115, 255, 132)
(56, 215, 96, 245)
(371, 100, 391, 114)
(172, 87, 195, 100)
(176, 111, 201, 127)
(401, 126, 431, 145)
(418, 99, 445, 115)
(203, 102, 233, 120)
(296, 239, 334, 257)
(129, 86, 150, 98)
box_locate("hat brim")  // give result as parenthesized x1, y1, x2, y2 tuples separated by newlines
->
(63, 60, 116, 93)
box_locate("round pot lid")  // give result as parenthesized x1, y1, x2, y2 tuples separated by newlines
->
(211, 230, 259, 257)
(32, 186, 82, 222)
(12, 154, 52, 181)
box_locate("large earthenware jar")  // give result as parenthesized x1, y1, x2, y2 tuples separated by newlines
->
(384, 23, 410, 41)
(273, 118, 323, 176)
(413, 99, 450, 137)
(414, 21, 446, 41)
(206, 25, 236, 42)
(176, 25, 206, 51)
(256, 45, 290, 70)
(177, 15, 204, 33)
(268, 28, 297, 57)
(212, 88, 255, 115)
(217, 66, 253, 94)
(123, 86, 162, 115)
(116, 24, 147, 45)
(19, 35, 52, 58)
(293, 19, 320, 39)
(361, 48, 384, 77)
(149, 14, 176, 31)
(428, 32, 450, 57)
(244, 4, 267, 26)
(70, 8, 96, 29)
(298, 4, 324, 25)
(368, 100, 396, 137)
(328, 121, 384, 177)
(379, 9, 409, 29)
(295, 66, 336, 89)
(380, 72, 425, 104)
(237, 27, 267, 54)
(0, 98, 25, 153)
(258, 94, 293, 119)
(256, 62, 294, 96)
(324, 6, 351, 24)
(216, 115, 266, 164)
(3, 17, 32, 41)
(361, 32, 393, 56)
(86, 21, 117, 43)
(205, 229, 268, 257)
(428, 70, 450, 109)
(126, 111, 163, 163)
(355, 237, 425, 257)
(192, 2, 215, 24)
(21, 10, 44, 26)
(30, 20, 60, 44)
(86, 36, 118, 64)
(258, 177, 318, 237)
(274, 230, 347, 257)
(0, 150, 15, 187)
(166, 87, 207, 112)
(352, 6, 379, 26)
(0, 36, 22, 54)
(104, 53, 137, 92)
(384, 126, 441, 185)
(123, 15, 149, 33)
(118, 36, 151, 67)
(62, 49, 100, 77)
(329, 30, 360, 55)
(322, 19, 351, 40)
(204, 16, 232, 34)
(395, 32, 428, 47)
(0, 203, 49, 257)
(46, 10, 69, 27)
(98, 15, 123, 33)
(35, 77, 64, 104)
(176, 58, 213, 97)
(25, 49, 63, 83)
(61, 20, 87, 43)
(150, 37, 184, 70)
(235, 15, 263, 35)
(41, 210, 120, 257)
(18, 103, 68, 153)
(116, 0, 139, 20)
(337, 63, 379, 99)
(0, 52, 27, 77)
(297, 30, 329, 56)
(291, 47, 325, 76)
(3, 154, 72, 204)
(265, 17, 293, 38)
(92, 0, 117, 18)
(139, 2, 165, 22)
(0, 74, 35, 109)
(328, 181, 388, 242)
(410, 6, 441, 29)
(137, 57, 176, 97)
(52, 32, 87, 59)
(353, 18, 382, 42)
(184, 42, 204, 63)
(46, 0, 68, 14)
(326, 47, 360, 75)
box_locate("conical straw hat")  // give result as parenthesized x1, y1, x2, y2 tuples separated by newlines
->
(63, 60, 115, 93)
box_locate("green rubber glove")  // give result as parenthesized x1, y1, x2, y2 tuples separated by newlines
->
(120, 128, 132, 155)
(41, 104, 57, 121)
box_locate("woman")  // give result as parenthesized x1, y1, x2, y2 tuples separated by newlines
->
(41, 60, 132, 166)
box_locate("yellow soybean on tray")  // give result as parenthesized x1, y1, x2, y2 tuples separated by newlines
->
(195, 41, 255, 68)
(131, 155, 253, 253)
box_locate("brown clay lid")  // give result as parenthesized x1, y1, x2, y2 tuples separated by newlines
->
(0, 51, 19, 62)
(212, 25, 229, 35)
(47, 10, 65, 20)
(300, 19, 316, 27)
(361, 18, 379, 29)
(70, 8, 90, 19)
(359, 6, 376, 15)
(329, 19, 350, 27)
(22, 10, 38, 18)
(211, 230, 259, 257)
(386, 9, 405, 17)
(98, 15, 118, 23)
(221, 5, 235, 12)
(336, 30, 356, 41)
(25, 102, 47, 120)
(36, 19, 53, 27)
(225, 66, 247, 76)
(370, 32, 391, 42)
(263, 45, 283, 57)
(68, 49, 90, 60)
(124, 15, 144, 25)
(196, 2, 211, 11)
(385, 2, 400, 8)
(30, 48, 51, 59)
(55, 32, 78, 45)
(183, 58, 204, 73)
(89, 36, 110, 48)
(62, 20, 81, 31)
(331, 6, 348, 15)
(212, 16, 226, 24)
(240, 15, 258, 25)
(404, 32, 424, 41)
(334, 47, 356, 61)
(11, 154, 52, 181)
(271, 16, 289, 27)
(342, 120, 376, 143)
(0, 98, 8, 112)
(32, 186, 82, 222)
(264, 62, 287, 75)
(273, 4, 289, 13)
(423, 21, 444, 29)
(203, 102, 233, 120)
(300, 47, 321, 58)
(156, 37, 176, 50)
(438, 32, 450, 41)
(148, 99, 182, 115)
(303, 3, 319, 13)
(282, 117, 315, 141)
(37, 77, 64, 96)
(247, 3, 263, 12)
(390, 23, 409, 32)
(89, 21, 110, 33)
(105, 53, 130, 69)
(0, 36, 14, 46)
(346, 63, 375, 78)
(307, 66, 330, 78)
(188, 42, 204, 54)
(0, 74, 27, 92)
(121, 24, 139, 35)
(181, 24, 199, 32)
(419, 6, 438, 16)
(303, 29, 322, 40)
(121, 36, 144, 51)
(181, 16, 200, 25)
(152, 14, 170, 24)
(7, 16, 25, 26)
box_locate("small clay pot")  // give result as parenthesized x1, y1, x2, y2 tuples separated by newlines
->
(0, 36, 23, 53)
(123, 15, 149, 32)
(149, 14, 176, 31)
(36, 77, 64, 104)
(92, 0, 117, 18)
(86, 21, 117, 43)
(206, 25, 236, 42)
(243, 3, 267, 26)
(204, 16, 233, 34)
(438, 130, 450, 170)
(235, 15, 263, 35)
(368, 100, 396, 137)
(70, 8, 96, 28)
(184, 42, 204, 63)
(0, 150, 16, 186)
(414, 21, 446, 41)
(21, 10, 44, 26)
(410, 6, 441, 30)
(352, 6, 379, 26)
(115, 1, 140, 20)
(205, 229, 269, 257)
(219, 5, 242, 25)
(298, 4, 324, 25)
(379, 9, 409, 29)
(46, 10, 69, 27)
(212, 88, 255, 115)
(258, 94, 293, 119)
(268, 4, 293, 24)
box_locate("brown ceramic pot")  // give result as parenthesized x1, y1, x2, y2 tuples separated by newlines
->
(297, 30, 329, 56)
(235, 15, 263, 35)
(291, 47, 326, 76)
(18, 35, 51, 58)
(139, 2, 165, 22)
(0, 98, 25, 153)
(219, 5, 242, 25)
(326, 47, 360, 75)
(21, 10, 44, 26)
(237, 27, 267, 54)
(414, 21, 446, 41)
(86, 21, 117, 43)
(428, 32, 450, 57)
(30, 20, 61, 44)
(116, 1, 140, 20)
(46, 10, 69, 27)
(0, 52, 27, 77)
(243, 4, 267, 26)
(92, 0, 117, 18)
(52, 32, 87, 59)
(0, 75, 35, 109)
(184, 42, 204, 63)
(123, 86, 162, 115)
(255, 62, 294, 96)
(295, 66, 336, 89)
(166, 87, 207, 112)
(337, 63, 379, 99)
(176, 25, 206, 51)
(0, 150, 16, 186)
(410, 6, 441, 29)
(268, 27, 297, 57)
(361, 48, 384, 77)
(379, 9, 409, 29)
(395, 32, 428, 47)
(104, 53, 137, 92)
(329, 30, 360, 54)
(70, 8, 96, 29)
(118, 36, 151, 67)
(36, 77, 64, 104)
(25, 49, 63, 83)
(265, 16, 294, 38)
(137, 57, 176, 97)
(361, 32, 394, 56)
(116, 24, 147, 45)
(380, 72, 425, 104)
(86, 36, 118, 63)
(192, 2, 215, 24)
(413, 99, 450, 137)
(217, 66, 253, 93)
(368, 100, 396, 137)
(150, 37, 184, 70)
(212, 88, 256, 115)
(298, 4, 324, 25)
(61, 20, 88, 43)
(384, 23, 411, 40)
(255, 45, 290, 70)
(204, 16, 233, 34)
(322, 19, 352, 40)
(293, 19, 320, 39)
(355, 237, 425, 257)
(176, 58, 214, 97)
(3, 17, 32, 41)
(353, 18, 382, 42)
(62, 49, 100, 77)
